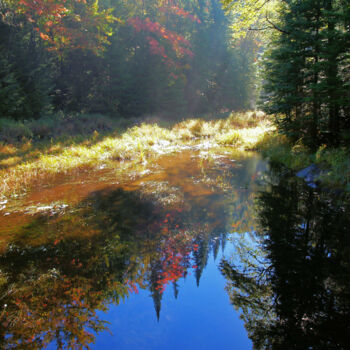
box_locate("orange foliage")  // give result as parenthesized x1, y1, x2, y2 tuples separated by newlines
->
(1, 275, 108, 348)
(16, 0, 114, 53)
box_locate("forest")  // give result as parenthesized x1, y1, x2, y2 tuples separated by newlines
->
(0, 0, 255, 120)
(0, 1, 349, 349)
(0, 0, 349, 194)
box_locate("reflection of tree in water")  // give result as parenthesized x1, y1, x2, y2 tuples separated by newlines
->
(0, 154, 265, 348)
(0, 189, 156, 349)
(0, 187, 230, 348)
(221, 166, 350, 349)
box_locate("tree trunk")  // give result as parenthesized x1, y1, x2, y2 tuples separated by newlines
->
(326, 0, 340, 146)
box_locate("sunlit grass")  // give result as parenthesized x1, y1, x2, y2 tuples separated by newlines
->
(255, 133, 350, 189)
(0, 112, 272, 198)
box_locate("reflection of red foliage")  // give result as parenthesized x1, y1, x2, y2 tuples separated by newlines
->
(126, 280, 139, 294)
(154, 213, 198, 294)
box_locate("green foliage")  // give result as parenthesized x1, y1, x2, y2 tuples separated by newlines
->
(0, 52, 26, 119)
(260, 0, 350, 149)
(256, 132, 350, 188)
(222, 0, 280, 42)
(186, 0, 257, 114)
(0, 15, 53, 120)
(0, 113, 118, 143)
(315, 146, 350, 188)
(0, 0, 258, 121)
(0, 118, 33, 142)
(256, 133, 312, 169)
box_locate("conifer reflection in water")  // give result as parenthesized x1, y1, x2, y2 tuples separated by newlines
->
(0, 152, 266, 349)
(221, 166, 350, 349)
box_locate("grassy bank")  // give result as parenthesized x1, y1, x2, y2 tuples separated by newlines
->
(256, 133, 350, 190)
(0, 112, 272, 198)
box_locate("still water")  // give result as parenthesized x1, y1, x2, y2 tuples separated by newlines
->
(0, 149, 349, 349)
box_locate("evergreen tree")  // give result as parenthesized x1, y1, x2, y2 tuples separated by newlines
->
(0, 51, 25, 119)
(222, 166, 350, 349)
(0, 13, 53, 120)
(261, 0, 350, 148)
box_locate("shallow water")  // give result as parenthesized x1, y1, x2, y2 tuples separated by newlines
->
(0, 148, 266, 349)
(1, 149, 349, 349)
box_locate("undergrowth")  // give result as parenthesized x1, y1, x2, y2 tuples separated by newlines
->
(256, 133, 350, 190)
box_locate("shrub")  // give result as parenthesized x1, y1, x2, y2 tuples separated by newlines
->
(0, 118, 33, 142)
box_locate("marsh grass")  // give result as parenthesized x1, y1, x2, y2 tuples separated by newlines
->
(256, 133, 350, 189)
(0, 111, 272, 198)
(315, 147, 350, 189)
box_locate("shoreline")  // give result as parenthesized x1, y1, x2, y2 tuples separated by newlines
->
(0, 112, 272, 199)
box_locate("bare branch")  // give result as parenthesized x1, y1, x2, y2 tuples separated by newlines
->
(265, 15, 290, 34)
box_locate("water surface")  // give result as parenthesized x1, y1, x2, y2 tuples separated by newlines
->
(2, 150, 349, 349)
(222, 165, 350, 349)
(0, 149, 265, 349)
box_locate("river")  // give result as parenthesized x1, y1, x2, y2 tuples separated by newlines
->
(0, 148, 349, 349)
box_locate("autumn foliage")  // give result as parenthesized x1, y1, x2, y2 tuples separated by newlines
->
(15, 0, 115, 53)
(154, 212, 199, 293)
(12, 0, 198, 61)
(159, 5, 201, 23)
(129, 16, 193, 67)
(0, 0, 257, 134)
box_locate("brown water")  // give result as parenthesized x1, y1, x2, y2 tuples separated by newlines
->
(1, 148, 349, 349)
(0, 148, 266, 349)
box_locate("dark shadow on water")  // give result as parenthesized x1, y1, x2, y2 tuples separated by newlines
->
(221, 165, 350, 349)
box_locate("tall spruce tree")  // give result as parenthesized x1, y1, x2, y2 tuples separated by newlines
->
(261, 0, 350, 148)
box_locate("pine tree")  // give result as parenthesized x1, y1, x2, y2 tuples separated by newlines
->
(261, 0, 350, 148)
(0, 51, 25, 119)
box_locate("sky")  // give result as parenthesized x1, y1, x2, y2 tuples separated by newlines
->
(91, 242, 252, 350)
